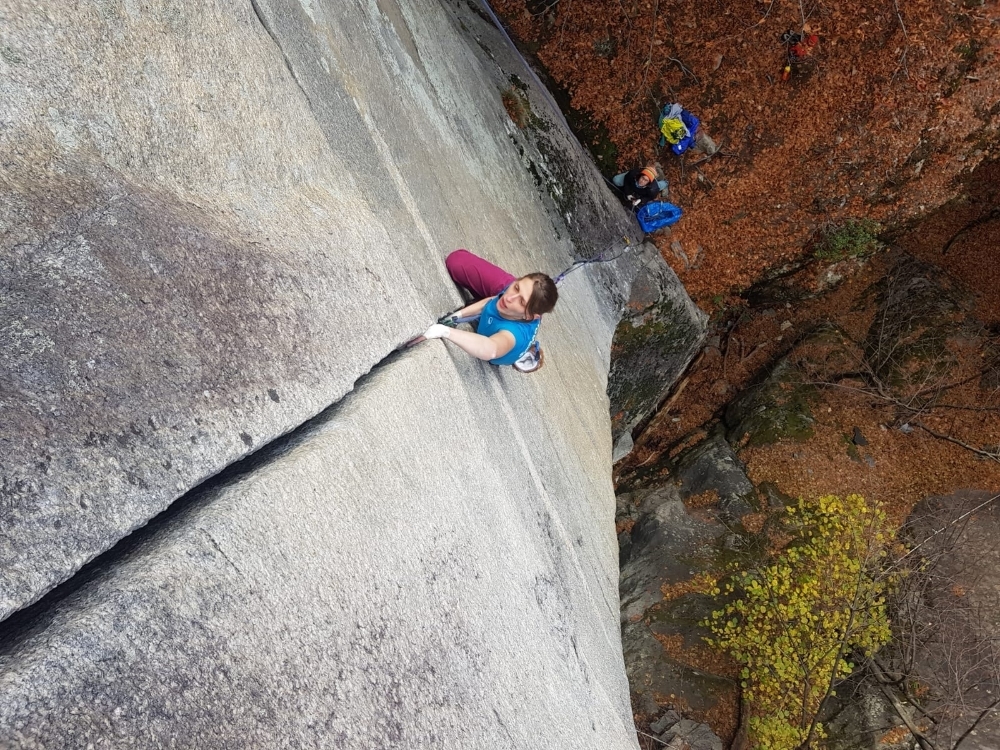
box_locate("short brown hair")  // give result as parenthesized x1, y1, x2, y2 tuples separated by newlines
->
(524, 273, 558, 318)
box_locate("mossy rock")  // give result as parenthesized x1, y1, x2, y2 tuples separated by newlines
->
(623, 619, 737, 720)
(722, 323, 861, 450)
(725, 358, 818, 448)
(645, 592, 719, 642)
(617, 489, 736, 718)
(667, 434, 757, 520)
(757, 480, 796, 509)
(609, 251, 708, 439)
(818, 676, 911, 750)
(862, 253, 973, 393)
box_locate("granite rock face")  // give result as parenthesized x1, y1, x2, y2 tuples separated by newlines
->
(0, 0, 659, 619)
(617, 487, 736, 722)
(0, 0, 707, 746)
(0, 344, 639, 749)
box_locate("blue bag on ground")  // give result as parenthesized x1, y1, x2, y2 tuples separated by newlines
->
(674, 110, 700, 155)
(636, 201, 683, 232)
(657, 103, 700, 155)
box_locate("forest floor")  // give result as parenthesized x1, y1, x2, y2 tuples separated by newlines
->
(493, 0, 999, 305)
(494, 1, 1000, 743)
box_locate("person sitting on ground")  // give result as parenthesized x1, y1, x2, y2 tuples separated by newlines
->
(418, 249, 558, 370)
(612, 167, 667, 208)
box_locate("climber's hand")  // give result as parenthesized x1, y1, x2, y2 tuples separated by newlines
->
(422, 324, 452, 340)
(438, 312, 461, 327)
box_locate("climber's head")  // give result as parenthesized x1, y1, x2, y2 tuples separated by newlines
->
(497, 273, 558, 321)
(637, 167, 657, 187)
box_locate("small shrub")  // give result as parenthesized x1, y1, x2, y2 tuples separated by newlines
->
(813, 219, 883, 262)
(501, 87, 529, 128)
(704, 494, 897, 750)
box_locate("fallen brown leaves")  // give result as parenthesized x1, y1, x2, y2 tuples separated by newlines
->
(494, 0, 1000, 306)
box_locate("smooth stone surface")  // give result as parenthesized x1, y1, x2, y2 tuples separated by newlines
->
(0, 339, 638, 748)
(0, 0, 707, 746)
(0, 0, 653, 618)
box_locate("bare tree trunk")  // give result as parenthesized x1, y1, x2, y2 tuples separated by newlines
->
(729, 698, 750, 750)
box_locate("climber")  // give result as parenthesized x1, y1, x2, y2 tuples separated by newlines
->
(612, 167, 667, 209)
(415, 249, 558, 371)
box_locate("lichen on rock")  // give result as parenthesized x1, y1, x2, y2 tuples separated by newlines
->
(608, 248, 708, 441)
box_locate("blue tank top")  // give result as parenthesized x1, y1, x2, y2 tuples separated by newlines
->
(477, 293, 540, 366)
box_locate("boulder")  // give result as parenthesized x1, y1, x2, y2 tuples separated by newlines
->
(820, 680, 913, 750)
(722, 323, 862, 452)
(862, 252, 976, 391)
(892, 490, 1000, 749)
(608, 246, 708, 441)
(618, 487, 736, 726)
(650, 709, 682, 734)
(668, 434, 756, 520)
(725, 357, 818, 448)
(660, 718, 724, 750)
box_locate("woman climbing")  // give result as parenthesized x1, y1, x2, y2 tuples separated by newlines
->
(416, 249, 558, 371)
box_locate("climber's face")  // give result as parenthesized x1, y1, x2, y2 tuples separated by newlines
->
(636, 174, 651, 187)
(497, 277, 537, 321)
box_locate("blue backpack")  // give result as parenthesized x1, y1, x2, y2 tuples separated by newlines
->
(637, 201, 683, 233)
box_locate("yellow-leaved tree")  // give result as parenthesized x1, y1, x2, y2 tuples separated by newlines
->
(704, 493, 898, 750)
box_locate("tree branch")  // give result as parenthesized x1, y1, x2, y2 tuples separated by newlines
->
(912, 422, 1000, 465)
(953, 697, 1000, 749)
(868, 659, 937, 750)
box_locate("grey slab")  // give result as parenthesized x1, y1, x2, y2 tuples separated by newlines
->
(0, 0, 705, 744)
(0, 0, 645, 618)
(0, 313, 638, 748)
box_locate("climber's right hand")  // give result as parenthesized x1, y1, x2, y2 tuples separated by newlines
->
(422, 324, 452, 340)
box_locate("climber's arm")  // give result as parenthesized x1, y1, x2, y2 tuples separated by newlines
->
(422, 324, 515, 362)
(437, 297, 493, 326)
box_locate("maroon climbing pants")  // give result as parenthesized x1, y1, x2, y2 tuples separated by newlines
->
(445, 249, 516, 299)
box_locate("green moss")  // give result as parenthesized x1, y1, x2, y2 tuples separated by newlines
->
(725, 360, 818, 448)
(647, 593, 719, 634)
(813, 219, 883, 262)
(618, 297, 699, 354)
(953, 39, 982, 61)
(757, 481, 795, 509)
(845, 440, 861, 463)
(533, 66, 619, 173)
(609, 294, 703, 434)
